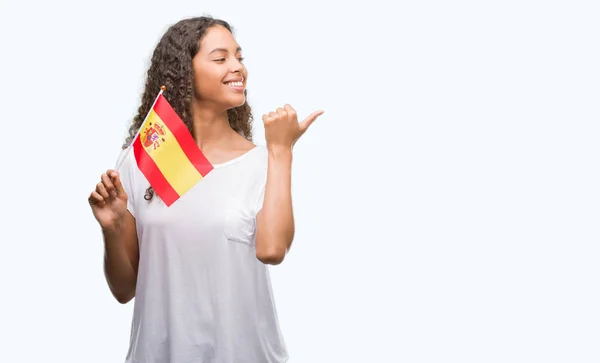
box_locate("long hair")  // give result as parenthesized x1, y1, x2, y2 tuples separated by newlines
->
(123, 16, 253, 202)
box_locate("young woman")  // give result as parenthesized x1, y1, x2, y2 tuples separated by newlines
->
(88, 16, 323, 363)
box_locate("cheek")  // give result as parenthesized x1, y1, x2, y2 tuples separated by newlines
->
(194, 70, 222, 96)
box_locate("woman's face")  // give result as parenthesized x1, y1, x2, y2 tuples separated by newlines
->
(192, 25, 248, 110)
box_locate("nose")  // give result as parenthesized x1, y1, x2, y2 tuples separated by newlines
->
(230, 58, 244, 74)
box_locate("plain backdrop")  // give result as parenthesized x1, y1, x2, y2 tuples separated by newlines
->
(0, 0, 598, 362)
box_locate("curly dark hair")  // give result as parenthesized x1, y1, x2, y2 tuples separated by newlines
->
(122, 16, 254, 202)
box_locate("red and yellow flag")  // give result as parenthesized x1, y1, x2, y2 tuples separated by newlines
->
(131, 92, 213, 206)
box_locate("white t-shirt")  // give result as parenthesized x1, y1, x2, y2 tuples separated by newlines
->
(116, 145, 288, 363)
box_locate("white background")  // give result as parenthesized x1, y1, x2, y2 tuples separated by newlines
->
(1, 0, 598, 362)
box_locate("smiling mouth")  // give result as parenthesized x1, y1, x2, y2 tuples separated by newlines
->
(225, 81, 244, 87)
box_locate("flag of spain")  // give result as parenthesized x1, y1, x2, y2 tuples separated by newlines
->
(131, 92, 213, 206)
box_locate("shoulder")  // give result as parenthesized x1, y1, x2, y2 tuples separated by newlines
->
(252, 144, 268, 161)
(114, 147, 134, 175)
(249, 144, 268, 172)
(236, 144, 268, 186)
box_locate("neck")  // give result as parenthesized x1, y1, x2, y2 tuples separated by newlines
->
(191, 101, 232, 150)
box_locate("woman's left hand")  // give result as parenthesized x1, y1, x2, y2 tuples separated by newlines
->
(262, 104, 324, 151)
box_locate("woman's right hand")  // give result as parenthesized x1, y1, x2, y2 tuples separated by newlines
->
(88, 169, 129, 231)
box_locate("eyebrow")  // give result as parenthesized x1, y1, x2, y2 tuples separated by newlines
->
(208, 47, 242, 55)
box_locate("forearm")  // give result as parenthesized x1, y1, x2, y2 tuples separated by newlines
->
(255, 147, 295, 264)
(103, 227, 137, 303)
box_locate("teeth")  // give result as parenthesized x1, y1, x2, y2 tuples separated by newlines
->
(226, 81, 243, 87)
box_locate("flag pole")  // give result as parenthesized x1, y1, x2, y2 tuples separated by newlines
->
(114, 85, 166, 171)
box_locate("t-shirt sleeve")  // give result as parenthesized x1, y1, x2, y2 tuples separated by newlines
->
(252, 146, 269, 216)
(253, 180, 266, 215)
(115, 148, 137, 218)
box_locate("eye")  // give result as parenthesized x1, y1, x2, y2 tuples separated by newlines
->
(214, 58, 226, 62)
(238, 57, 245, 62)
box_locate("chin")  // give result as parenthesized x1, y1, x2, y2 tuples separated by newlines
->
(225, 95, 246, 109)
